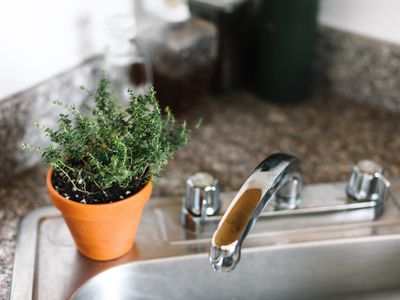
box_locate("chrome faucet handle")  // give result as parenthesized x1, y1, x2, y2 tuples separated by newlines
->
(181, 172, 220, 231)
(346, 160, 390, 204)
(275, 177, 301, 210)
(209, 153, 301, 272)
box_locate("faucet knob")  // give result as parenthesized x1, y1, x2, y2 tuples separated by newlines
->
(182, 172, 220, 230)
(346, 160, 390, 203)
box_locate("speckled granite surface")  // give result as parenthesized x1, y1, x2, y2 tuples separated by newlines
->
(317, 26, 400, 113)
(2, 91, 400, 299)
(0, 57, 103, 182)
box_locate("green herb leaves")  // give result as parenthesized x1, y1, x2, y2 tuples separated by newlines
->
(30, 74, 190, 195)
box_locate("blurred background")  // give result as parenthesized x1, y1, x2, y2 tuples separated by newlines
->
(1, 0, 400, 189)
(1, 0, 400, 102)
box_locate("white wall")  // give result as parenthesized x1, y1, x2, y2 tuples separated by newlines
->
(319, 0, 400, 45)
(0, 0, 133, 100)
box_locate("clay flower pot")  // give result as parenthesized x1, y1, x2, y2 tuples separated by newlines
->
(46, 169, 152, 261)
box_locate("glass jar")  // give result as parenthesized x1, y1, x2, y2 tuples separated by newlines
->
(139, 0, 217, 115)
(104, 15, 152, 103)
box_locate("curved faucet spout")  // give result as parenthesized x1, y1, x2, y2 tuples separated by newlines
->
(209, 153, 302, 272)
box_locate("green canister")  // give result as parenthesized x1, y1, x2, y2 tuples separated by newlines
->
(256, 0, 319, 103)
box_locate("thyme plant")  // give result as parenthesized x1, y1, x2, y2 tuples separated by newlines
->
(23, 75, 193, 202)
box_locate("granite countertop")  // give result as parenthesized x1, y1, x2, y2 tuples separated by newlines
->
(1, 91, 400, 298)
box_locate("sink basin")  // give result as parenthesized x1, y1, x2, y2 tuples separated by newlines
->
(72, 235, 400, 300)
(11, 179, 400, 299)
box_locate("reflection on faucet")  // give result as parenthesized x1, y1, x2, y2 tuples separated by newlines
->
(209, 153, 302, 272)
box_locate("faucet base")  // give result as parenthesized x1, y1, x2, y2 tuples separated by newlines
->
(162, 182, 395, 247)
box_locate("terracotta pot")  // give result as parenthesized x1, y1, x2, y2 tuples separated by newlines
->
(46, 168, 152, 261)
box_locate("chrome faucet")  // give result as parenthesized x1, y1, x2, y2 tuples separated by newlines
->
(209, 153, 302, 272)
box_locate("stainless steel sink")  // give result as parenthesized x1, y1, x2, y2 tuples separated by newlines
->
(72, 235, 400, 300)
(11, 179, 400, 299)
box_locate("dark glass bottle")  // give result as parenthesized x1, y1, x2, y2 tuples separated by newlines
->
(189, 0, 258, 93)
(139, 0, 217, 115)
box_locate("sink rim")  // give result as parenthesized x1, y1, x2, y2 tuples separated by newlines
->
(71, 232, 400, 299)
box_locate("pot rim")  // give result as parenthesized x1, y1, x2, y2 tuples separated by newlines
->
(46, 167, 153, 208)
